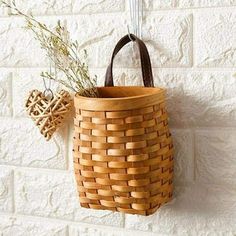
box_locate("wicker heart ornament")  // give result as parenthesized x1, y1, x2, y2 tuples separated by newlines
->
(25, 89, 72, 141)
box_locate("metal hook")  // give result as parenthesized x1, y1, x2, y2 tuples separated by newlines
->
(42, 59, 54, 100)
(43, 88, 54, 100)
(127, 25, 134, 41)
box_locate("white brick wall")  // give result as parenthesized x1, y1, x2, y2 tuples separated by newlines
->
(0, 1, 236, 235)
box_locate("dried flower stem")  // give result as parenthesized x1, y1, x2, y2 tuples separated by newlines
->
(1, 0, 99, 97)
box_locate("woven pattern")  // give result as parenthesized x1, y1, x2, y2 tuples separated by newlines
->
(73, 96, 173, 215)
(25, 89, 72, 141)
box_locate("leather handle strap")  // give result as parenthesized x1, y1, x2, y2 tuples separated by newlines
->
(105, 34, 154, 87)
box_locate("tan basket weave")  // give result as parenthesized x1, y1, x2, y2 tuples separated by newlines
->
(73, 34, 174, 215)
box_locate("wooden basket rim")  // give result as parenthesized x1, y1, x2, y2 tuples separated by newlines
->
(76, 86, 165, 101)
(74, 86, 166, 111)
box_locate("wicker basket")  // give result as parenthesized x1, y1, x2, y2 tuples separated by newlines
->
(73, 34, 174, 215)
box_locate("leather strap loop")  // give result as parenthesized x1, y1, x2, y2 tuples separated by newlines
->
(105, 34, 154, 87)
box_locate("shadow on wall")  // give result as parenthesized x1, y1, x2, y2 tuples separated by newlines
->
(159, 71, 236, 229)
(162, 72, 236, 128)
(97, 69, 236, 206)
(122, 86, 236, 233)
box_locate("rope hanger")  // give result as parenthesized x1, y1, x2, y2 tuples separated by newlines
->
(128, 0, 143, 39)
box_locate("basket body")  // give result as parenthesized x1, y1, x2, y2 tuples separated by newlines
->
(73, 86, 174, 215)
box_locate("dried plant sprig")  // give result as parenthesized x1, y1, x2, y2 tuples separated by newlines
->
(1, 0, 99, 97)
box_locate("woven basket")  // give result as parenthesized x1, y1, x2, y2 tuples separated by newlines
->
(73, 34, 174, 215)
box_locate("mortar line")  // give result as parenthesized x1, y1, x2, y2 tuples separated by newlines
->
(0, 163, 72, 174)
(65, 225, 70, 236)
(170, 126, 236, 130)
(0, 5, 235, 18)
(9, 71, 14, 117)
(11, 169, 15, 213)
(191, 128, 197, 182)
(191, 11, 194, 68)
(0, 66, 235, 70)
(0, 212, 156, 235)
(0, 11, 126, 19)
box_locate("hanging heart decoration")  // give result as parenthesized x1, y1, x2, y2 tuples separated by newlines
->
(25, 89, 72, 141)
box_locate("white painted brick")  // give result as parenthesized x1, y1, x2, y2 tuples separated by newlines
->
(16, 69, 236, 127)
(192, 0, 236, 7)
(0, 0, 236, 234)
(13, 0, 125, 15)
(142, 13, 192, 67)
(100, 69, 236, 127)
(70, 225, 155, 236)
(144, 0, 236, 9)
(195, 129, 236, 186)
(0, 14, 126, 67)
(0, 216, 67, 236)
(73, 0, 125, 14)
(0, 16, 86, 67)
(74, 207, 123, 227)
(125, 184, 236, 235)
(0, 13, 192, 68)
(0, 16, 81, 67)
(0, 0, 10, 16)
(70, 14, 127, 68)
(156, 70, 236, 127)
(91, 67, 159, 87)
(0, 118, 67, 169)
(0, 16, 81, 68)
(89, 68, 128, 87)
(15, 170, 124, 226)
(0, 15, 125, 68)
(70, 226, 120, 236)
(120, 14, 192, 68)
(12, 68, 62, 117)
(196, 11, 236, 67)
(172, 184, 236, 218)
(13, 0, 74, 15)
(0, 17, 47, 67)
(15, 170, 80, 219)
(70, 13, 192, 68)
(0, 169, 13, 212)
(0, 70, 12, 116)
(172, 129, 194, 184)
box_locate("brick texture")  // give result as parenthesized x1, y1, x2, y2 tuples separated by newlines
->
(0, 0, 235, 235)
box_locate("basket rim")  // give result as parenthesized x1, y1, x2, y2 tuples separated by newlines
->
(74, 86, 166, 111)
(75, 86, 165, 101)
